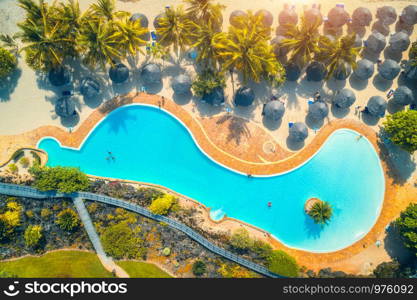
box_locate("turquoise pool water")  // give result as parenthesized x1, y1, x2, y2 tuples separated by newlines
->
(38, 105, 385, 252)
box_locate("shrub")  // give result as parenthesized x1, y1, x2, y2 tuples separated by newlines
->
(373, 261, 401, 278)
(24, 225, 43, 248)
(30, 151, 42, 165)
(162, 247, 171, 256)
(25, 210, 34, 219)
(383, 110, 417, 153)
(20, 157, 30, 168)
(395, 203, 417, 256)
(409, 41, 417, 60)
(0, 201, 22, 241)
(8, 163, 18, 174)
(192, 260, 206, 276)
(101, 222, 145, 259)
(29, 165, 90, 193)
(217, 263, 258, 278)
(267, 250, 299, 277)
(40, 208, 52, 219)
(148, 194, 176, 215)
(251, 239, 273, 259)
(56, 208, 80, 231)
(229, 228, 253, 252)
(0, 47, 17, 79)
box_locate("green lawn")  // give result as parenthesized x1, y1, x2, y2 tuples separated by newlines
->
(117, 261, 172, 278)
(0, 251, 114, 278)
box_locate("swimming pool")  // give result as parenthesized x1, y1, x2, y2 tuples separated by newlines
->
(38, 105, 385, 252)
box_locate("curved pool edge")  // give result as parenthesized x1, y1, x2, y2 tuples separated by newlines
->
(36, 104, 386, 255)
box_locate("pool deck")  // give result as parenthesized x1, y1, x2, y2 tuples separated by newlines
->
(0, 92, 415, 272)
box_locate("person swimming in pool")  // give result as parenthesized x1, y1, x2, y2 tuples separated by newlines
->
(267, 202, 272, 208)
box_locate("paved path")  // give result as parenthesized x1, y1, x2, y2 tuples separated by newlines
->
(0, 183, 283, 278)
(73, 197, 129, 278)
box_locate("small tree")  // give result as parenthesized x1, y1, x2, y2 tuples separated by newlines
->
(148, 194, 176, 215)
(192, 260, 207, 276)
(29, 165, 90, 193)
(383, 110, 417, 153)
(373, 261, 400, 278)
(56, 208, 80, 231)
(395, 203, 417, 256)
(308, 201, 333, 225)
(229, 228, 253, 252)
(191, 68, 225, 97)
(0, 47, 17, 79)
(24, 225, 43, 248)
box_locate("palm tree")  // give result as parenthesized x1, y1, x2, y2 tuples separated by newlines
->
(184, 0, 225, 28)
(230, 10, 271, 39)
(89, 0, 129, 22)
(18, 0, 72, 71)
(0, 34, 20, 55)
(280, 16, 323, 66)
(308, 201, 333, 225)
(114, 16, 148, 58)
(190, 21, 221, 68)
(156, 6, 194, 60)
(214, 20, 284, 85)
(317, 34, 362, 80)
(77, 20, 122, 70)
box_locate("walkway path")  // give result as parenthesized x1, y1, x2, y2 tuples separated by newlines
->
(0, 183, 282, 278)
(73, 197, 129, 278)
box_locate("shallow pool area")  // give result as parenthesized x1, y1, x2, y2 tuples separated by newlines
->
(38, 105, 385, 252)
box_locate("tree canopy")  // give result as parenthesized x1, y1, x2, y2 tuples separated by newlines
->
(0, 47, 17, 79)
(383, 110, 417, 153)
(395, 203, 417, 256)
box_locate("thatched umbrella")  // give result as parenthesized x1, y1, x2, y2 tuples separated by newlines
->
(263, 100, 285, 121)
(285, 62, 301, 81)
(392, 86, 413, 106)
(367, 96, 387, 117)
(80, 77, 100, 98)
(334, 88, 356, 108)
(352, 7, 372, 27)
(389, 31, 410, 52)
(378, 59, 401, 80)
(304, 7, 323, 27)
(365, 32, 386, 53)
(289, 122, 308, 141)
(48, 66, 71, 87)
(109, 63, 129, 84)
(234, 86, 255, 106)
(333, 63, 352, 80)
(271, 35, 289, 58)
(55, 96, 76, 118)
(172, 74, 192, 95)
(372, 20, 390, 36)
(376, 6, 397, 25)
(255, 9, 273, 27)
(153, 13, 165, 28)
(279, 7, 298, 26)
(306, 61, 327, 81)
(405, 63, 417, 82)
(353, 59, 375, 80)
(327, 6, 350, 27)
(202, 87, 224, 106)
(141, 63, 162, 84)
(230, 10, 247, 27)
(130, 13, 149, 27)
(400, 5, 417, 25)
(308, 101, 329, 120)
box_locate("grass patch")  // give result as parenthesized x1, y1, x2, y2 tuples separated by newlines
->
(0, 251, 114, 278)
(117, 261, 172, 278)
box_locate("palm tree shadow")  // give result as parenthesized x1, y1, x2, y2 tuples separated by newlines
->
(105, 108, 137, 134)
(216, 114, 251, 146)
(0, 67, 22, 102)
(303, 214, 323, 239)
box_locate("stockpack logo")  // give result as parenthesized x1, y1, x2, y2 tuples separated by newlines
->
(3, 281, 20, 297)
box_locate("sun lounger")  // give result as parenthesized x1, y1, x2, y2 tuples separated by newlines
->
(151, 31, 157, 41)
(288, 122, 294, 128)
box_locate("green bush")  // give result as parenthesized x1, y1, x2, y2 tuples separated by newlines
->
(395, 203, 417, 256)
(373, 261, 400, 278)
(229, 228, 253, 252)
(30, 151, 42, 165)
(8, 163, 18, 174)
(24, 225, 43, 248)
(40, 208, 51, 219)
(101, 222, 145, 259)
(192, 260, 206, 276)
(383, 110, 417, 153)
(191, 69, 226, 97)
(148, 194, 176, 215)
(29, 165, 90, 193)
(267, 250, 299, 277)
(251, 239, 273, 259)
(162, 247, 171, 256)
(0, 47, 17, 79)
(20, 157, 30, 168)
(56, 208, 80, 232)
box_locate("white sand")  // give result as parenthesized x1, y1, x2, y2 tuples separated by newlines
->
(0, 0, 416, 180)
